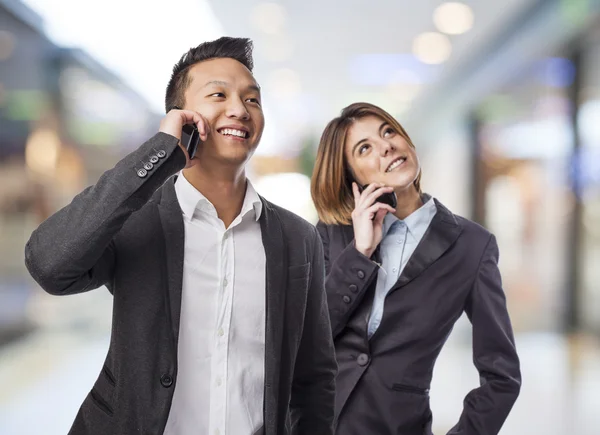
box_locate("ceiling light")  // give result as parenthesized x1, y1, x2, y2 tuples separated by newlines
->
(412, 32, 452, 65)
(433, 2, 474, 35)
(251, 2, 287, 35)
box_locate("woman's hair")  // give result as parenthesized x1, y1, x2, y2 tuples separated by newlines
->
(311, 102, 422, 225)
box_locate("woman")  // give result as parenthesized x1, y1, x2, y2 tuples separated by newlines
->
(311, 102, 521, 435)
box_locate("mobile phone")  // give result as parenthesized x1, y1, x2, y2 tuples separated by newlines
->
(181, 123, 200, 160)
(358, 183, 397, 209)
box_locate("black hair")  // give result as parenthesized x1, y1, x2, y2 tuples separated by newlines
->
(165, 37, 254, 113)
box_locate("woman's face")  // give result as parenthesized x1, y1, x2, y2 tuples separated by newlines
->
(344, 115, 420, 191)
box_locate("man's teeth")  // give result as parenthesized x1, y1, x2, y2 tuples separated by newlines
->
(386, 158, 406, 172)
(220, 128, 247, 138)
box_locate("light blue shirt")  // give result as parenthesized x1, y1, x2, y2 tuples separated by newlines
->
(367, 195, 438, 338)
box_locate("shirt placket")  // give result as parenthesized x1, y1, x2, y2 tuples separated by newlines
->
(210, 228, 234, 435)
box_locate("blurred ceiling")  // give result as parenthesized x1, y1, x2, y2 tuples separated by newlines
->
(208, 0, 539, 148)
(14, 0, 541, 157)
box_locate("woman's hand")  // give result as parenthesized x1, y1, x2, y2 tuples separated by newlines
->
(351, 182, 396, 258)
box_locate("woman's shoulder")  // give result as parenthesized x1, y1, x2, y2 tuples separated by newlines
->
(432, 197, 493, 243)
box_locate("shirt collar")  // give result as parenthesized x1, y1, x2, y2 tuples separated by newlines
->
(174, 172, 262, 222)
(382, 193, 437, 239)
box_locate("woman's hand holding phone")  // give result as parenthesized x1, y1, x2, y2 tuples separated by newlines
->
(159, 108, 210, 169)
(351, 182, 396, 258)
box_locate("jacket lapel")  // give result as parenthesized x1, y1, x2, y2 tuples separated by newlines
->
(258, 197, 287, 435)
(394, 198, 462, 290)
(157, 176, 185, 348)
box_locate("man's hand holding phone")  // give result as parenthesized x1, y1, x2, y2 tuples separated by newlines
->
(159, 108, 209, 169)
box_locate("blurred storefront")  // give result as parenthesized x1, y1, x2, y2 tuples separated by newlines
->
(0, 0, 160, 343)
(406, 0, 600, 336)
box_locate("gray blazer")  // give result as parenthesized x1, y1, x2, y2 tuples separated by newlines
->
(318, 199, 521, 435)
(24, 133, 337, 435)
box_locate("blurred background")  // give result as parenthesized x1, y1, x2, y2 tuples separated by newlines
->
(0, 0, 599, 433)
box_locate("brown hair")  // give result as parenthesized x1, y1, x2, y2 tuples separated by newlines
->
(311, 102, 422, 225)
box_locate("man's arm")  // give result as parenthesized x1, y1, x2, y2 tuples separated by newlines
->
(25, 132, 186, 296)
(289, 227, 337, 435)
(25, 109, 208, 296)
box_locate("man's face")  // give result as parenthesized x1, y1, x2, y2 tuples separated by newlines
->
(183, 57, 265, 167)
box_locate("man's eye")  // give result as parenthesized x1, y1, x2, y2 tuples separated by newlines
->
(210, 92, 225, 97)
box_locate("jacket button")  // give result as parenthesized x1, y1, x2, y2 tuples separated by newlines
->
(357, 270, 365, 279)
(137, 168, 147, 178)
(349, 284, 358, 293)
(157, 150, 167, 158)
(357, 353, 369, 366)
(143, 162, 154, 171)
(149, 155, 159, 164)
(160, 374, 173, 388)
(342, 295, 351, 304)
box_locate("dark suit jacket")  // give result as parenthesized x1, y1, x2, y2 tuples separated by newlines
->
(317, 198, 521, 435)
(24, 133, 337, 435)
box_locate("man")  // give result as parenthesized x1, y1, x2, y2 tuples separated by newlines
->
(25, 37, 336, 435)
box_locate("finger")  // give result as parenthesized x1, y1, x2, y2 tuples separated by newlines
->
(373, 208, 388, 226)
(195, 114, 210, 141)
(355, 182, 378, 208)
(352, 182, 360, 203)
(363, 186, 394, 207)
(176, 110, 207, 138)
(365, 202, 395, 217)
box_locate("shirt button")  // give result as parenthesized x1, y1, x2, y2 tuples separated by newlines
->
(349, 284, 358, 293)
(215, 430, 220, 435)
(342, 295, 351, 304)
(392, 268, 398, 273)
(357, 270, 365, 279)
(218, 328, 224, 337)
(223, 279, 228, 287)
(397, 239, 402, 244)
(216, 378, 222, 386)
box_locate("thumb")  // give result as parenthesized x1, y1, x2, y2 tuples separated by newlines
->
(373, 208, 387, 227)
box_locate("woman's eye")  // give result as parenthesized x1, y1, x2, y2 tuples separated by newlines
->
(246, 98, 261, 105)
(359, 144, 370, 154)
(210, 92, 225, 98)
(383, 127, 395, 137)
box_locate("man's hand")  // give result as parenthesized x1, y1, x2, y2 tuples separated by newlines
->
(159, 109, 210, 168)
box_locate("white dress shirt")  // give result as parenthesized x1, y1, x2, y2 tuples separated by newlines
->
(163, 172, 266, 435)
(367, 195, 437, 338)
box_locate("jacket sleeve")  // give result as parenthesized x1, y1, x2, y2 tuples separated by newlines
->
(289, 227, 338, 434)
(316, 221, 379, 339)
(25, 132, 186, 296)
(448, 234, 521, 435)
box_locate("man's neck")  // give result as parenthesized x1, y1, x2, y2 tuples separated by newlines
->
(182, 162, 248, 228)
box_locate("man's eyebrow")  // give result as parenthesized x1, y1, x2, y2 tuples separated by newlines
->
(202, 81, 261, 93)
(203, 80, 229, 88)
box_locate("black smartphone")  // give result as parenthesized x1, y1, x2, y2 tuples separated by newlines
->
(181, 123, 200, 160)
(358, 183, 397, 209)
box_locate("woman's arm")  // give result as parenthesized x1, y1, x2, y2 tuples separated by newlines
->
(448, 234, 521, 435)
(316, 221, 379, 339)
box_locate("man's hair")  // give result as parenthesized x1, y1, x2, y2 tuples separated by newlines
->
(165, 37, 254, 113)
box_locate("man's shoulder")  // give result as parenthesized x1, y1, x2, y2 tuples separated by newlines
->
(261, 198, 317, 240)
